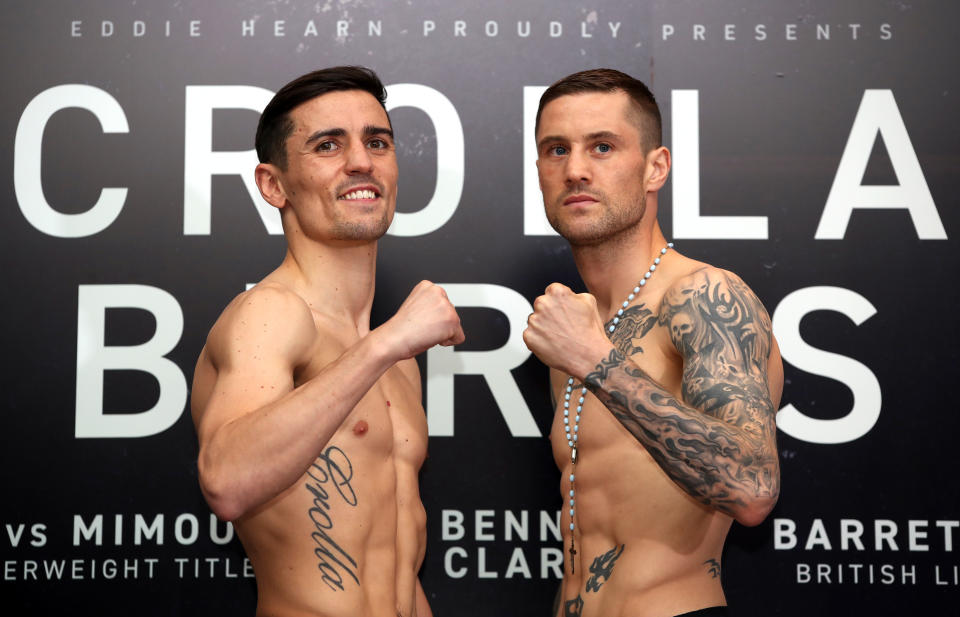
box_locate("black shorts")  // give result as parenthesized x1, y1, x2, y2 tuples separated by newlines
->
(675, 608, 728, 617)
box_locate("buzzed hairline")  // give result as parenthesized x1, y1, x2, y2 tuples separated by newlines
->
(536, 89, 660, 154)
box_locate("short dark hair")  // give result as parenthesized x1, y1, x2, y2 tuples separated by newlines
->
(535, 68, 662, 152)
(255, 66, 390, 169)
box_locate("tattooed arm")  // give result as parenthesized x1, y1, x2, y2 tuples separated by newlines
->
(584, 268, 781, 525)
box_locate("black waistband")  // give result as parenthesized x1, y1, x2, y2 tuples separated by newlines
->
(674, 607, 729, 617)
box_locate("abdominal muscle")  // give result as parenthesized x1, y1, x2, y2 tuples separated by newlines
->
(553, 398, 731, 617)
(236, 381, 427, 617)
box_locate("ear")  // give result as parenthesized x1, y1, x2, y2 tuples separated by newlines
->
(254, 163, 288, 209)
(644, 146, 671, 192)
(535, 157, 543, 192)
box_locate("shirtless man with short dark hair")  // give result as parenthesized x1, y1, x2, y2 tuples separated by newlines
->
(523, 68, 783, 617)
(191, 66, 463, 617)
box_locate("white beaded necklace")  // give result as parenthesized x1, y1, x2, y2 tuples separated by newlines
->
(563, 242, 672, 574)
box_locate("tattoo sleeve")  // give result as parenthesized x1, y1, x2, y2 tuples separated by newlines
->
(583, 269, 780, 519)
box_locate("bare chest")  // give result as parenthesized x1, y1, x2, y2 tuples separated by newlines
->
(294, 328, 428, 467)
(549, 315, 682, 473)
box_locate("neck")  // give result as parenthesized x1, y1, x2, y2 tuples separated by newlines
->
(278, 238, 379, 333)
(571, 221, 668, 321)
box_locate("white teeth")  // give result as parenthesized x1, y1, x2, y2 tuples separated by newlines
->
(341, 189, 377, 200)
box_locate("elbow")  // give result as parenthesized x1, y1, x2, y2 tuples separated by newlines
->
(731, 458, 781, 527)
(734, 490, 779, 527)
(197, 456, 245, 522)
(205, 496, 243, 524)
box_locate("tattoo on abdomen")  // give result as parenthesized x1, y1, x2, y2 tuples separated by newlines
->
(585, 544, 624, 592)
(563, 594, 584, 617)
(583, 270, 780, 516)
(305, 445, 359, 591)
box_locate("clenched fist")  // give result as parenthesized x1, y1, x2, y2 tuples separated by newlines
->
(522, 283, 615, 380)
(380, 280, 465, 360)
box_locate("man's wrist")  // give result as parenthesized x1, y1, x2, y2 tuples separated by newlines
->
(582, 346, 627, 390)
(364, 325, 406, 367)
(573, 341, 617, 384)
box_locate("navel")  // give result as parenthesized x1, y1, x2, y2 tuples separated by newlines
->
(353, 420, 369, 436)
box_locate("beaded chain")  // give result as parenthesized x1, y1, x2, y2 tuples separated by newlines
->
(563, 242, 672, 574)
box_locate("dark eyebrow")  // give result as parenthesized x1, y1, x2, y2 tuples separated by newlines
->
(585, 130, 621, 141)
(304, 128, 346, 146)
(304, 125, 394, 146)
(537, 134, 567, 150)
(364, 124, 394, 140)
(537, 130, 622, 150)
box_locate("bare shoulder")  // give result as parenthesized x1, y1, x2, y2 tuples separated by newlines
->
(204, 282, 318, 371)
(191, 283, 319, 426)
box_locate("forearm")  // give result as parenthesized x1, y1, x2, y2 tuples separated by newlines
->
(583, 348, 779, 524)
(199, 330, 398, 520)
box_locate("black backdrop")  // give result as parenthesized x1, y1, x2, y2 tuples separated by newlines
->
(3, 1, 958, 615)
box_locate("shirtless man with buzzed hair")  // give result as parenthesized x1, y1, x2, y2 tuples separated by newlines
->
(523, 68, 783, 617)
(191, 66, 463, 617)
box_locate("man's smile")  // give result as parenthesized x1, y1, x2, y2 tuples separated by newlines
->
(338, 185, 382, 201)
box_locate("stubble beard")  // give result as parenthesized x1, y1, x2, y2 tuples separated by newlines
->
(328, 176, 393, 241)
(329, 212, 392, 242)
(549, 190, 647, 248)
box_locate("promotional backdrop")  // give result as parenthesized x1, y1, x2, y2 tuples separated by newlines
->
(3, 1, 957, 615)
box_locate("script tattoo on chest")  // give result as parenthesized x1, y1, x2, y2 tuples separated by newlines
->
(305, 445, 359, 591)
(585, 543, 624, 592)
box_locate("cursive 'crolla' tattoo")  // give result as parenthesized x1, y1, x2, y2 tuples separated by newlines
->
(305, 445, 360, 591)
(584, 269, 780, 519)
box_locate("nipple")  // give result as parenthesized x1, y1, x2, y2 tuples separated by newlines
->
(353, 420, 369, 436)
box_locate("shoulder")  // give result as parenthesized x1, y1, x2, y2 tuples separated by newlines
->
(660, 264, 769, 324)
(658, 263, 774, 360)
(204, 282, 318, 370)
